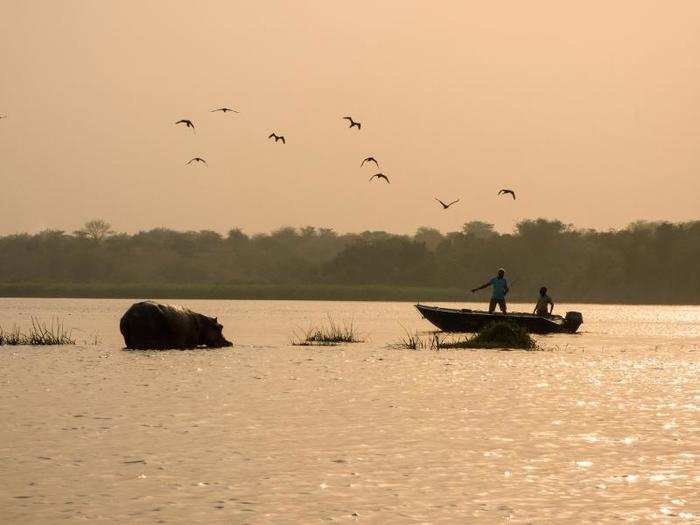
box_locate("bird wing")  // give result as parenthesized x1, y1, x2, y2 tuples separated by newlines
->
(280, 136, 286, 143)
(268, 133, 275, 139)
(186, 158, 194, 165)
(510, 192, 516, 199)
(357, 122, 361, 129)
(448, 199, 460, 206)
(381, 175, 390, 183)
(435, 198, 447, 207)
(342, 116, 352, 121)
(175, 120, 186, 125)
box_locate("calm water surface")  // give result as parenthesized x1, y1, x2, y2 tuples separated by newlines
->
(0, 299, 698, 523)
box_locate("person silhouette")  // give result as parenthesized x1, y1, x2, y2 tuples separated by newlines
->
(471, 268, 509, 313)
(534, 286, 554, 316)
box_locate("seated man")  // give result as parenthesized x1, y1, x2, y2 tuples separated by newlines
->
(534, 286, 554, 316)
(471, 268, 509, 313)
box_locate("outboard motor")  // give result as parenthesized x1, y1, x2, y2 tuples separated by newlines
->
(563, 311, 583, 333)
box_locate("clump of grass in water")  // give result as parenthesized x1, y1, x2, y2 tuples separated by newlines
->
(441, 321, 538, 350)
(390, 328, 442, 350)
(0, 317, 75, 346)
(291, 316, 364, 346)
(391, 322, 538, 351)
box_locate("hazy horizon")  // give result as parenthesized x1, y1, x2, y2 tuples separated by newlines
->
(1, 1, 698, 235)
(1, 216, 696, 238)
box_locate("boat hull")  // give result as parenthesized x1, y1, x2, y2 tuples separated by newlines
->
(415, 305, 582, 334)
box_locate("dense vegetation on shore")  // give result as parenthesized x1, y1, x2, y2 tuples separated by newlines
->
(0, 218, 698, 303)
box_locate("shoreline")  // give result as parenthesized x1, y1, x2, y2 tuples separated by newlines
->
(0, 283, 697, 305)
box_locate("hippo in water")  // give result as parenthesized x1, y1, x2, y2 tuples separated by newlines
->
(120, 301, 233, 349)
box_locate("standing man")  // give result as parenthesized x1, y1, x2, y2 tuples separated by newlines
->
(471, 268, 509, 313)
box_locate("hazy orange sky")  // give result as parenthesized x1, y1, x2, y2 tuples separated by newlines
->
(1, 1, 698, 235)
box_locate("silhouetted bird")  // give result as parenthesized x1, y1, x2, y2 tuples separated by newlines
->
(435, 197, 460, 209)
(361, 156, 379, 168)
(175, 119, 195, 132)
(187, 157, 207, 166)
(369, 173, 390, 184)
(343, 116, 361, 130)
(268, 133, 286, 144)
(498, 189, 516, 200)
(211, 107, 239, 113)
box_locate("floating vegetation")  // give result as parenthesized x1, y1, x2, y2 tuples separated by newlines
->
(291, 316, 364, 346)
(0, 318, 75, 346)
(442, 322, 538, 350)
(83, 332, 103, 346)
(391, 322, 538, 351)
(389, 328, 442, 350)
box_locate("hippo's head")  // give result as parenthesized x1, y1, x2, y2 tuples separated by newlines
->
(199, 316, 233, 347)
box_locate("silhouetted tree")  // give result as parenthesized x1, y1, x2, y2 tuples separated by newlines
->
(462, 221, 496, 239)
(414, 227, 443, 251)
(0, 218, 698, 302)
(74, 219, 114, 242)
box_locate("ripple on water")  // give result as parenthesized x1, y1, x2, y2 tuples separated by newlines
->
(0, 299, 698, 522)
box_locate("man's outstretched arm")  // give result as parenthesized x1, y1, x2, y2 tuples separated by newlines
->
(471, 282, 490, 293)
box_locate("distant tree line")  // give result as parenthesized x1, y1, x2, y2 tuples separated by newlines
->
(0, 218, 698, 303)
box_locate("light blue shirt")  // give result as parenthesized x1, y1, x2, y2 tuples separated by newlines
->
(489, 277, 508, 300)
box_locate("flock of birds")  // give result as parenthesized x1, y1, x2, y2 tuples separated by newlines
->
(172, 109, 518, 209)
(0, 110, 517, 210)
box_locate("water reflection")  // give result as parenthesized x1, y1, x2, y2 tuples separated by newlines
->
(0, 299, 698, 522)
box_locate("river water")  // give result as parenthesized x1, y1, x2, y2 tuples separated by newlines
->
(0, 299, 698, 523)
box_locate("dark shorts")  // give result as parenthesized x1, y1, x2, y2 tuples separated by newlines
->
(489, 297, 507, 313)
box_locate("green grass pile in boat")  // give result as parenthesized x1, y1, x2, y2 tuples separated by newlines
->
(0, 318, 75, 346)
(291, 316, 364, 346)
(441, 321, 538, 350)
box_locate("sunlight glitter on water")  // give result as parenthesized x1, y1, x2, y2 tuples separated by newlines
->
(0, 299, 698, 522)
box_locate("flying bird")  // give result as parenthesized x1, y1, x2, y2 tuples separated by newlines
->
(498, 189, 516, 200)
(211, 107, 239, 113)
(435, 197, 460, 209)
(361, 156, 379, 168)
(343, 116, 361, 130)
(268, 133, 286, 144)
(186, 157, 207, 166)
(369, 173, 390, 184)
(175, 119, 195, 132)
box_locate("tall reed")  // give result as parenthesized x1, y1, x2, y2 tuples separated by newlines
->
(291, 315, 364, 346)
(0, 318, 75, 346)
(389, 328, 442, 350)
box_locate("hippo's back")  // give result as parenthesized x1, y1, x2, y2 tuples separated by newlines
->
(120, 301, 197, 349)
